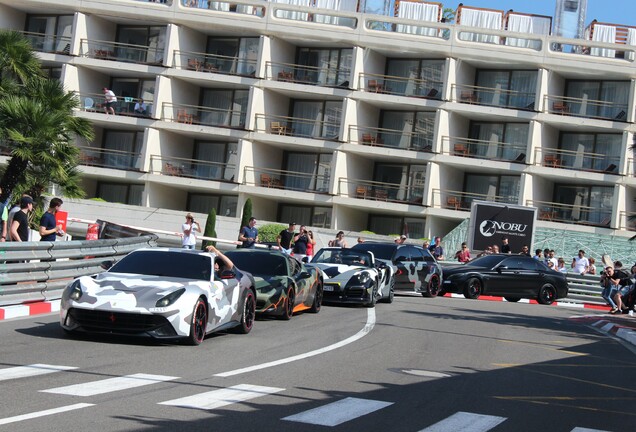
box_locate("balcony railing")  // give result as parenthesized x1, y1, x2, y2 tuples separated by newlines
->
(544, 95, 629, 121)
(21, 31, 72, 55)
(79, 38, 164, 65)
(78, 146, 141, 171)
(150, 155, 236, 182)
(243, 166, 330, 194)
(338, 178, 425, 205)
(442, 136, 526, 163)
(348, 125, 434, 152)
(266, 61, 350, 88)
(254, 114, 340, 140)
(533, 147, 621, 174)
(619, 211, 636, 231)
(161, 102, 246, 129)
(76, 92, 154, 118)
(173, 49, 258, 77)
(432, 189, 518, 211)
(452, 84, 535, 110)
(527, 199, 613, 228)
(359, 73, 443, 99)
(182, 1, 266, 17)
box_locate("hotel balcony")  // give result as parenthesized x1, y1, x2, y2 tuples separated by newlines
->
(77, 92, 154, 118)
(79, 38, 164, 65)
(266, 61, 350, 88)
(534, 148, 621, 174)
(161, 102, 246, 129)
(173, 49, 258, 77)
(452, 84, 535, 111)
(443, 136, 526, 163)
(544, 95, 628, 121)
(527, 199, 612, 228)
(348, 125, 433, 153)
(337, 178, 425, 205)
(359, 73, 443, 100)
(78, 146, 142, 171)
(21, 30, 72, 55)
(619, 211, 636, 231)
(242, 166, 330, 194)
(254, 114, 340, 141)
(432, 189, 519, 212)
(149, 155, 236, 182)
(181, 1, 266, 17)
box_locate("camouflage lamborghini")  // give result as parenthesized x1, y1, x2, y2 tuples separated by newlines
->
(224, 249, 323, 319)
(60, 248, 257, 345)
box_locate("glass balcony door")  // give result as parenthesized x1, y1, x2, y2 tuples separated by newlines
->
(565, 80, 629, 119)
(283, 152, 332, 192)
(475, 70, 536, 109)
(200, 89, 248, 128)
(194, 142, 237, 181)
(102, 130, 142, 169)
(25, 15, 73, 52)
(297, 48, 352, 86)
(559, 132, 621, 171)
(463, 174, 520, 206)
(469, 122, 529, 161)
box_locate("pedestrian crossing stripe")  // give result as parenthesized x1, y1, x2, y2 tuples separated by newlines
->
(0, 364, 77, 382)
(40, 373, 179, 396)
(158, 384, 284, 410)
(282, 397, 393, 426)
(0, 403, 94, 426)
(417, 411, 506, 432)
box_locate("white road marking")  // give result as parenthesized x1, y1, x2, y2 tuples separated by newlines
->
(402, 369, 451, 378)
(282, 397, 393, 426)
(40, 373, 178, 396)
(0, 403, 94, 426)
(418, 411, 506, 432)
(158, 384, 284, 410)
(215, 308, 376, 377)
(571, 428, 611, 432)
(0, 364, 77, 382)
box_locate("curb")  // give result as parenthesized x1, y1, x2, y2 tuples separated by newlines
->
(439, 293, 610, 311)
(0, 300, 60, 321)
(591, 319, 636, 348)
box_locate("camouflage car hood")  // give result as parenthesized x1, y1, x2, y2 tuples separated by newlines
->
(252, 275, 286, 292)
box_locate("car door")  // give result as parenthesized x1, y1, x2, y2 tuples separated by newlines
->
(393, 246, 427, 291)
(489, 257, 534, 296)
(211, 263, 240, 327)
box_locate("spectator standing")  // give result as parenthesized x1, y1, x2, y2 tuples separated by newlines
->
(547, 250, 558, 268)
(533, 249, 543, 260)
(492, 245, 500, 253)
(0, 186, 7, 242)
(305, 230, 316, 259)
(394, 235, 407, 244)
(292, 225, 310, 261)
(454, 242, 471, 263)
(277, 222, 296, 254)
(501, 237, 511, 254)
(181, 213, 200, 249)
(39, 197, 64, 241)
(519, 245, 531, 256)
(102, 87, 117, 115)
(328, 231, 347, 248)
(429, 236, 445, 260)
(238, 217, 258, 248)
(587, 257, 597, 275)
(556, 257, 568, 273)
(357, 237, 365, 244)
(10, 196, 33, 242)
(422, 240, 430, 250)
(571, 249, 589, 275)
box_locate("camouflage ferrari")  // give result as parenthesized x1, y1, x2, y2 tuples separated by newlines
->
(224, 249, 323, 319)
(60, 248, 257, 345)
(310, 247, 395, 306)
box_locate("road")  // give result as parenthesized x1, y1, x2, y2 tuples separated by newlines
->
(1, 294, 634, 432)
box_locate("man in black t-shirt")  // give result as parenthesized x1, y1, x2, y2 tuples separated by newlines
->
(10, 196, 33, 242)
(292, 225, 309, 260)
(277, 222, 296, 254)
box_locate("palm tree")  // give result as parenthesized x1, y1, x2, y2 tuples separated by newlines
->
(0, 30, 94, 205)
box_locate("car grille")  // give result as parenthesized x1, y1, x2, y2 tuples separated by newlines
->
(68, 308, 172, 334)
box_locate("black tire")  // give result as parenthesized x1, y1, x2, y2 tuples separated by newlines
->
(537, 284, 557, 305)
(280, 287, 295, 320)
(422, 274, 441, 298)
(309, 280, 323, 313)
(188, 298, 207, 345)
(235, 290, 256, 334)
(505, 296, 521, 303)
(366, 282, 378, 308)
(463, 277, 482, 299)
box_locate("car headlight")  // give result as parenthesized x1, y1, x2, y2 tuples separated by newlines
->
(68, 280, 83, 301)
(155, 288, 186, 307)
(354, 272, 370, 285)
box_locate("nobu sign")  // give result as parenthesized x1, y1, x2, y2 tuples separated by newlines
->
(467, 202, 537, 253)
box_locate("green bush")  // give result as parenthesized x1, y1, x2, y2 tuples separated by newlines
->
(239, 198, 252, 230)
(201, 208, 217, 249)
(360, 230, 375, 235)
(258, 223, 286, 243)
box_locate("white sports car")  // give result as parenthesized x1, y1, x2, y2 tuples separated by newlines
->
(60, 248, 256, 345)
(309, 247, 395, 306)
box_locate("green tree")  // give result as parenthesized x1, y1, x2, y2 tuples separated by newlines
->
(201, 208, 217, 250)
(239, 198, 253, 231)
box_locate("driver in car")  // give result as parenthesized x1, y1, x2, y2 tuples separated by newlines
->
(206, 245, 234, 279)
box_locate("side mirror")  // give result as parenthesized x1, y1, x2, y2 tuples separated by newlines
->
(299, 271, 312, 279)
(100, 260, 114, 270)
(496, 266, 507, 272)
(302, 256, 309, 263)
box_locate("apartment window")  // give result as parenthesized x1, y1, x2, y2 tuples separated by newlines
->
(116, 25, 166, 63)
(42, 67, 62, 80)
(187, 193, 237, 217)
(206, 37, 259, 75)
(25, 15, 73, 53)
(368, 215, 425, 238)
(96, 182, 143, 206)
(463, 174, 520, 206)
(559, 132, 622, 172)
(469, 122, 529, 161)
(200, 89, 248, 128)
(193, 141, 238, 181)
(386, 59, 444, 97)
(102, 130, 143, 170)
(290, 100, 342, 139)
(373, 163, 426, 203)
(379, 111, 435, 151)
(554, 185, 613, 225)
(278, 205, 332, 228)
(475, 70, 537, 109)
(565, 80, 629, 120)
(282, 152, 332, 192)
(296, 48, 352, 86)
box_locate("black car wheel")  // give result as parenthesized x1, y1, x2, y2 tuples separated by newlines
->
(422, 274, 441, 298)
(537, 284, 557, 305)
(504, 297, 521, 303)
(366, 281, 378, 308)
(188, 298, 207, 345)
(281, 287, 295, 320)
(309, 280, 323, 313)
(463, 277, 482, 299)
(234, 290, 256, 334)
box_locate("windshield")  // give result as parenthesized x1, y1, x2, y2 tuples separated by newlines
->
(464, 255, 505, 268)
(225, 252, 288, 277)
(109, 250, 212, 281)
(312, 249, 372, 267)
(352, 243, 394, 260)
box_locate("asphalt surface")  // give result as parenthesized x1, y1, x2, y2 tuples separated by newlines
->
(1, 294, 635, 432)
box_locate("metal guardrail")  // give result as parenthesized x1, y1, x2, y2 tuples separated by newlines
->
(0, 235, 158, 306)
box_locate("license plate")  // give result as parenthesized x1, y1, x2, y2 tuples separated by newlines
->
(323, 285, 335, 291)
